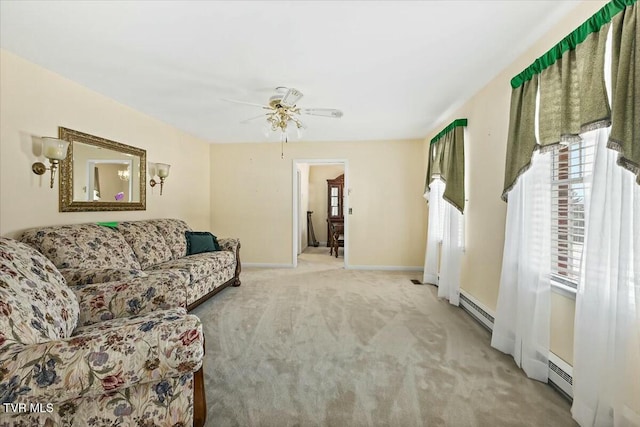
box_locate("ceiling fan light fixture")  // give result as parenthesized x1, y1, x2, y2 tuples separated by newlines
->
(224, 87, 342, 157)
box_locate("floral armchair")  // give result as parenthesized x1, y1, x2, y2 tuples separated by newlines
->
(0, 237, 206, 427)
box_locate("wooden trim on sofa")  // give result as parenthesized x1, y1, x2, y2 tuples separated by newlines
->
(186, 242, 242, 311)
(233, 241, 241, 287)
(193, 336, 206, 427)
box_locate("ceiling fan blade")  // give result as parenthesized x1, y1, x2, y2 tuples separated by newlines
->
(221, 98, 271, 109)
(300, 108, 343, 118)
(240, 114, 269, 124)
(280, 88, 304, 107)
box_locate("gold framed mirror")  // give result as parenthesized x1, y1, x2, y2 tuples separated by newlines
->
(59, 127, 146, 212)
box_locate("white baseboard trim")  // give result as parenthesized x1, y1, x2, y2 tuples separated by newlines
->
(458, 290, 574, 400)
(346, 265, 424, 272)
(459, 290, 495, 331)
(548, 352, 574, 399)
(244, 263, 295, 268)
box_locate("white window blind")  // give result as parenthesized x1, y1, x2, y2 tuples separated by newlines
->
(550, 138, 596, 288)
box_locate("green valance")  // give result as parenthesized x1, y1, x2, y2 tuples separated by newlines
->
(511, 0, 636, 89)
(430, 119, 468, 144)
(609, 2, 639, 183)
(502, 78, 538, 201)
(425, 119, 467, 213)
(504, 0, 639, 199)
(538, 23, 611, 146)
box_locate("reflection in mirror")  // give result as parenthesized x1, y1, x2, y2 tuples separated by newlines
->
(59, 128, 146, 212)
(72, 142, 140, 202)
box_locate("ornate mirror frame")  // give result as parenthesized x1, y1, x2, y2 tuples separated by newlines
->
(59, 127, 146, 212)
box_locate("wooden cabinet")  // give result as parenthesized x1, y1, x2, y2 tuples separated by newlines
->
(326, 174, 344, 247)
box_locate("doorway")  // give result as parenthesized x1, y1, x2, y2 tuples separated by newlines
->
(292, 159, 348, 268)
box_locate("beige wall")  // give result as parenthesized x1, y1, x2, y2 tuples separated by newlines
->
(308, 164, 344, 244)
(421, 0, 607, 366)
(210, 140, 426, 267)
(0, 50, 212, 238)
(550, 293, 576, 364)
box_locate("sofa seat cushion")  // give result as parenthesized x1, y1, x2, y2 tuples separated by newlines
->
(147, 219, 192, 260)
(187, 263, 236, 306)
(117, 221, 173, 269)
(21, 224, 140, 270)
(148, 251, 235, 284)
(0, 238, 79, 348)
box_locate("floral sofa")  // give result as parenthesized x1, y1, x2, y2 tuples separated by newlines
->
(20, 219, 241, 311)
(0, 237, 206, 427)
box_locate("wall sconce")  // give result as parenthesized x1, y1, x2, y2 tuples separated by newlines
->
(149, 162, 170, 195)
(32, 137, 70, 188)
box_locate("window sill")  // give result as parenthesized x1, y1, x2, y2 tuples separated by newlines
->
(551, 279, 577, 300)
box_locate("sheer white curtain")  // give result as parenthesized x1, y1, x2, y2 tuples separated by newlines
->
(423, 178, 464, 306)
(571, 127, 640, 427)
(438, 198, 463, 305)
(491, 150, 552, 381)
(423, 179, 444, 285)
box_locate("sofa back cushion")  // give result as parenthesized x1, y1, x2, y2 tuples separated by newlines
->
(147, 219, 192, 260)
(117, 221, 173, 269)
(21, 224, 141, 270)
(0, 238, 79, 349)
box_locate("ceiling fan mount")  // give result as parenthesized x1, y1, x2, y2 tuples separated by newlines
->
(268, 98, 283, 109)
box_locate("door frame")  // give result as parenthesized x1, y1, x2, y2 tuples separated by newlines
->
(297, 168, 303, 255)
(292, 159, 348, 268)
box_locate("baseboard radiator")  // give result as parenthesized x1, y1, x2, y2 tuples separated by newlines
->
(458, 291, 574, 400)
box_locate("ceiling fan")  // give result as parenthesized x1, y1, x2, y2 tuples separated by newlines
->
(223, 87, 343, 156)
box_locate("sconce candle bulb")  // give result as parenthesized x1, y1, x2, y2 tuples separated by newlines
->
(32, 137, 70, 188)
(149, 162, 170, 195)
(156, 163, 170, 178)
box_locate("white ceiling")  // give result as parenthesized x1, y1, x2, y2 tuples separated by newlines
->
(1, 1, 581, 144)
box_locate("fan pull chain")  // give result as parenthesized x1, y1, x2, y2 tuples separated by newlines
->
(280, 133, 288, 159)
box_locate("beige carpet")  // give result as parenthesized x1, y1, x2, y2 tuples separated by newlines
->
(192, 247, 575, 427)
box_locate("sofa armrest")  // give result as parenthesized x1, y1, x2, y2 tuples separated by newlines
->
(59, 267, 148, 286)
(0, 308, 203, 406)
(72, 270, 189, 326)
(217, 238, 240, 254)
(217, 238, 241, 286)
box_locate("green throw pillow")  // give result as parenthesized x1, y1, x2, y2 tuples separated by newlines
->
(185, 231, 220, 255)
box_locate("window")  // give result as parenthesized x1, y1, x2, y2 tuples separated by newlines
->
(550, 137, 596, 288)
